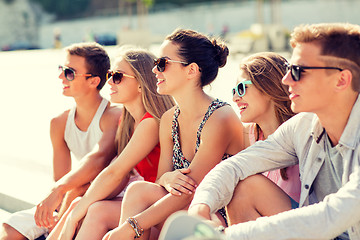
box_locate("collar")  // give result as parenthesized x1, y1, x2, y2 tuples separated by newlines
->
(338, 94, 360, 150)
(310, 94, 360, 149)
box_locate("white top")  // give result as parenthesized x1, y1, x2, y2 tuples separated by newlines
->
(64, 98, 108, 161)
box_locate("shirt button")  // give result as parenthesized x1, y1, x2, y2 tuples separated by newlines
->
(317, 157, 322, 162)
(305, 184, 310, 189)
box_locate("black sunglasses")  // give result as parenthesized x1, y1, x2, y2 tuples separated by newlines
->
(106, 70, 136, 84)
(285, 63, 343, 81)
(58, 65, 93, 81)
(154, 57, 188, 72)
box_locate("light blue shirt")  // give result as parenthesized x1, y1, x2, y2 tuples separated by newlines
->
(190, 95, 360, 240)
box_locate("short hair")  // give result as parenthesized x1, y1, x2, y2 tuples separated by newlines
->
(290, 23, 360, 92)
(65, 42, 110, 90)
(166, 29, 229, 87)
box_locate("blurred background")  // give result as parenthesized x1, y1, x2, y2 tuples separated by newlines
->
(0, 0, 359, 220)
(1, 0, 360, 52)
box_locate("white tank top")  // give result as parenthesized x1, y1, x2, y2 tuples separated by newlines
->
(64, 98, 109, 161)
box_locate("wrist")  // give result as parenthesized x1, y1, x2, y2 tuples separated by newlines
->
(53, 183, 67, 196)
(157, 173, 168, 187)
(126, 217, 144, 238)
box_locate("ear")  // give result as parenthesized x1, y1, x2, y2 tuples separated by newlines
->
(138, 84, 142, 93)
(89, 76, 101, 89)
(335, 69, 352, 92)
(186, 62, 201, 79)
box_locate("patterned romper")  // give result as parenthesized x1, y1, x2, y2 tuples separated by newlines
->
(172, 99, 232, 224)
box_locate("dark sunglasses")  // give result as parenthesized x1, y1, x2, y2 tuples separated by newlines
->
(58, 65, 93, 81)
(285, 63, 343, 82)
(154, 57, 188, 72)
(232, 80, 252, 97)
(106, 70, 136, 84)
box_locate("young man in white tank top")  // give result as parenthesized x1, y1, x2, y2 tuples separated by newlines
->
(1, 42, 122, 240)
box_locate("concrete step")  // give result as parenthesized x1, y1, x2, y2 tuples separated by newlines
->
(0, 208, 11, 223)
(0, 155, 53, 214)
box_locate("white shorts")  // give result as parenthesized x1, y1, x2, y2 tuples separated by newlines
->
(3, 207, 48, 240)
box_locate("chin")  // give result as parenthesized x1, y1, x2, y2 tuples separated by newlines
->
(240, 115, 251, 123)
(290, 103, 303, 114)
(157, 87, 168, 95)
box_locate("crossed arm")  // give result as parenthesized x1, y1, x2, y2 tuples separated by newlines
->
(34, 107, 121, 228)
(56, 117, 160, 240)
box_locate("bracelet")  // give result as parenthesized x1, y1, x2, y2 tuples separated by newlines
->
(127, 217, 144, 238)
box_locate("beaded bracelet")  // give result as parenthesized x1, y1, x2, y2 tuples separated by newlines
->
(127, 217, 144, 238)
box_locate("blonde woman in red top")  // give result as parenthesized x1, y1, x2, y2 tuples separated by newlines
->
(47, 47, 174, 240)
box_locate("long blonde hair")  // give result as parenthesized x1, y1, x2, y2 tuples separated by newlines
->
(115, 47, 175, 154)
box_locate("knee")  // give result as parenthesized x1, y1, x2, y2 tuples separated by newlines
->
(235, 174, 267, 197)
(124, 181, 163, 205)
(0, 223, 25, 240)
(228, 175, 265, 210)
(86, 201, 109, 221)
(125, 181, 154, 200)
(68, 197, 82, 209)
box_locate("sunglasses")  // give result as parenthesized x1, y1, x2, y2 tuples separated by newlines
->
(154, 57, 188, 72)
(285, 63, 343, 81)
(58, 65, 93, 81)
(106, 70, 136, 84)
(232, 80, 252, 97)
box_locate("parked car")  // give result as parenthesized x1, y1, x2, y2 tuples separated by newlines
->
(2, 41, 40, 51)
(95, 33, 117, 46)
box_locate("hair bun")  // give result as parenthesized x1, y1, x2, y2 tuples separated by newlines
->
(211, 39, 229, 68)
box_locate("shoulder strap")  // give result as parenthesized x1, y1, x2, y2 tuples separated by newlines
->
(195, 99, 229, 151)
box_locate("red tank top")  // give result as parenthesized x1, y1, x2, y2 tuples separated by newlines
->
(134, 112, 160, 183)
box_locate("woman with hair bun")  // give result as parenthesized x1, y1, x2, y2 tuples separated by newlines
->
(103, 29, 245, 240)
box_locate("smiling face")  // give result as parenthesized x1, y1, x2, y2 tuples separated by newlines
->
(282, 42, 339, 114)
(153, 40, 188, 96)
(108, 57, 140, 104)
(232, 70, 274, 124)
(59, 54, 92, 97)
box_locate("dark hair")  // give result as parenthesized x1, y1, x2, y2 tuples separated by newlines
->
(240, 52, 295, 180)
(166, 28, 229, 87)
(65, 42, 110, 90)
(290, 23, 360, 92)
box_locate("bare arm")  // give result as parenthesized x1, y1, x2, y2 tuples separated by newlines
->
(51, 112, 71, 182)
(135, 106, 244, 231)
(59, 117, 160, 239)
(35, 106, 122, 228)
(156, 109, 197, 195)
(53, 107, 122, 196)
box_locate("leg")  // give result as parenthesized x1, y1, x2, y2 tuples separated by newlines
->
(107, 181, 167, 240)
(46, 197, 81, 240)
(0, 223, 26, 240)
(0, 207, 47, 240)
(75, 199, 122, 240)
(226, 174, 292, 225)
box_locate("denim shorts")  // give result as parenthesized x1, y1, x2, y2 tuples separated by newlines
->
(290, 196, 299, 209)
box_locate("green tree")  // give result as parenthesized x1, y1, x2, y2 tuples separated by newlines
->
(30, 0, 92, 19)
